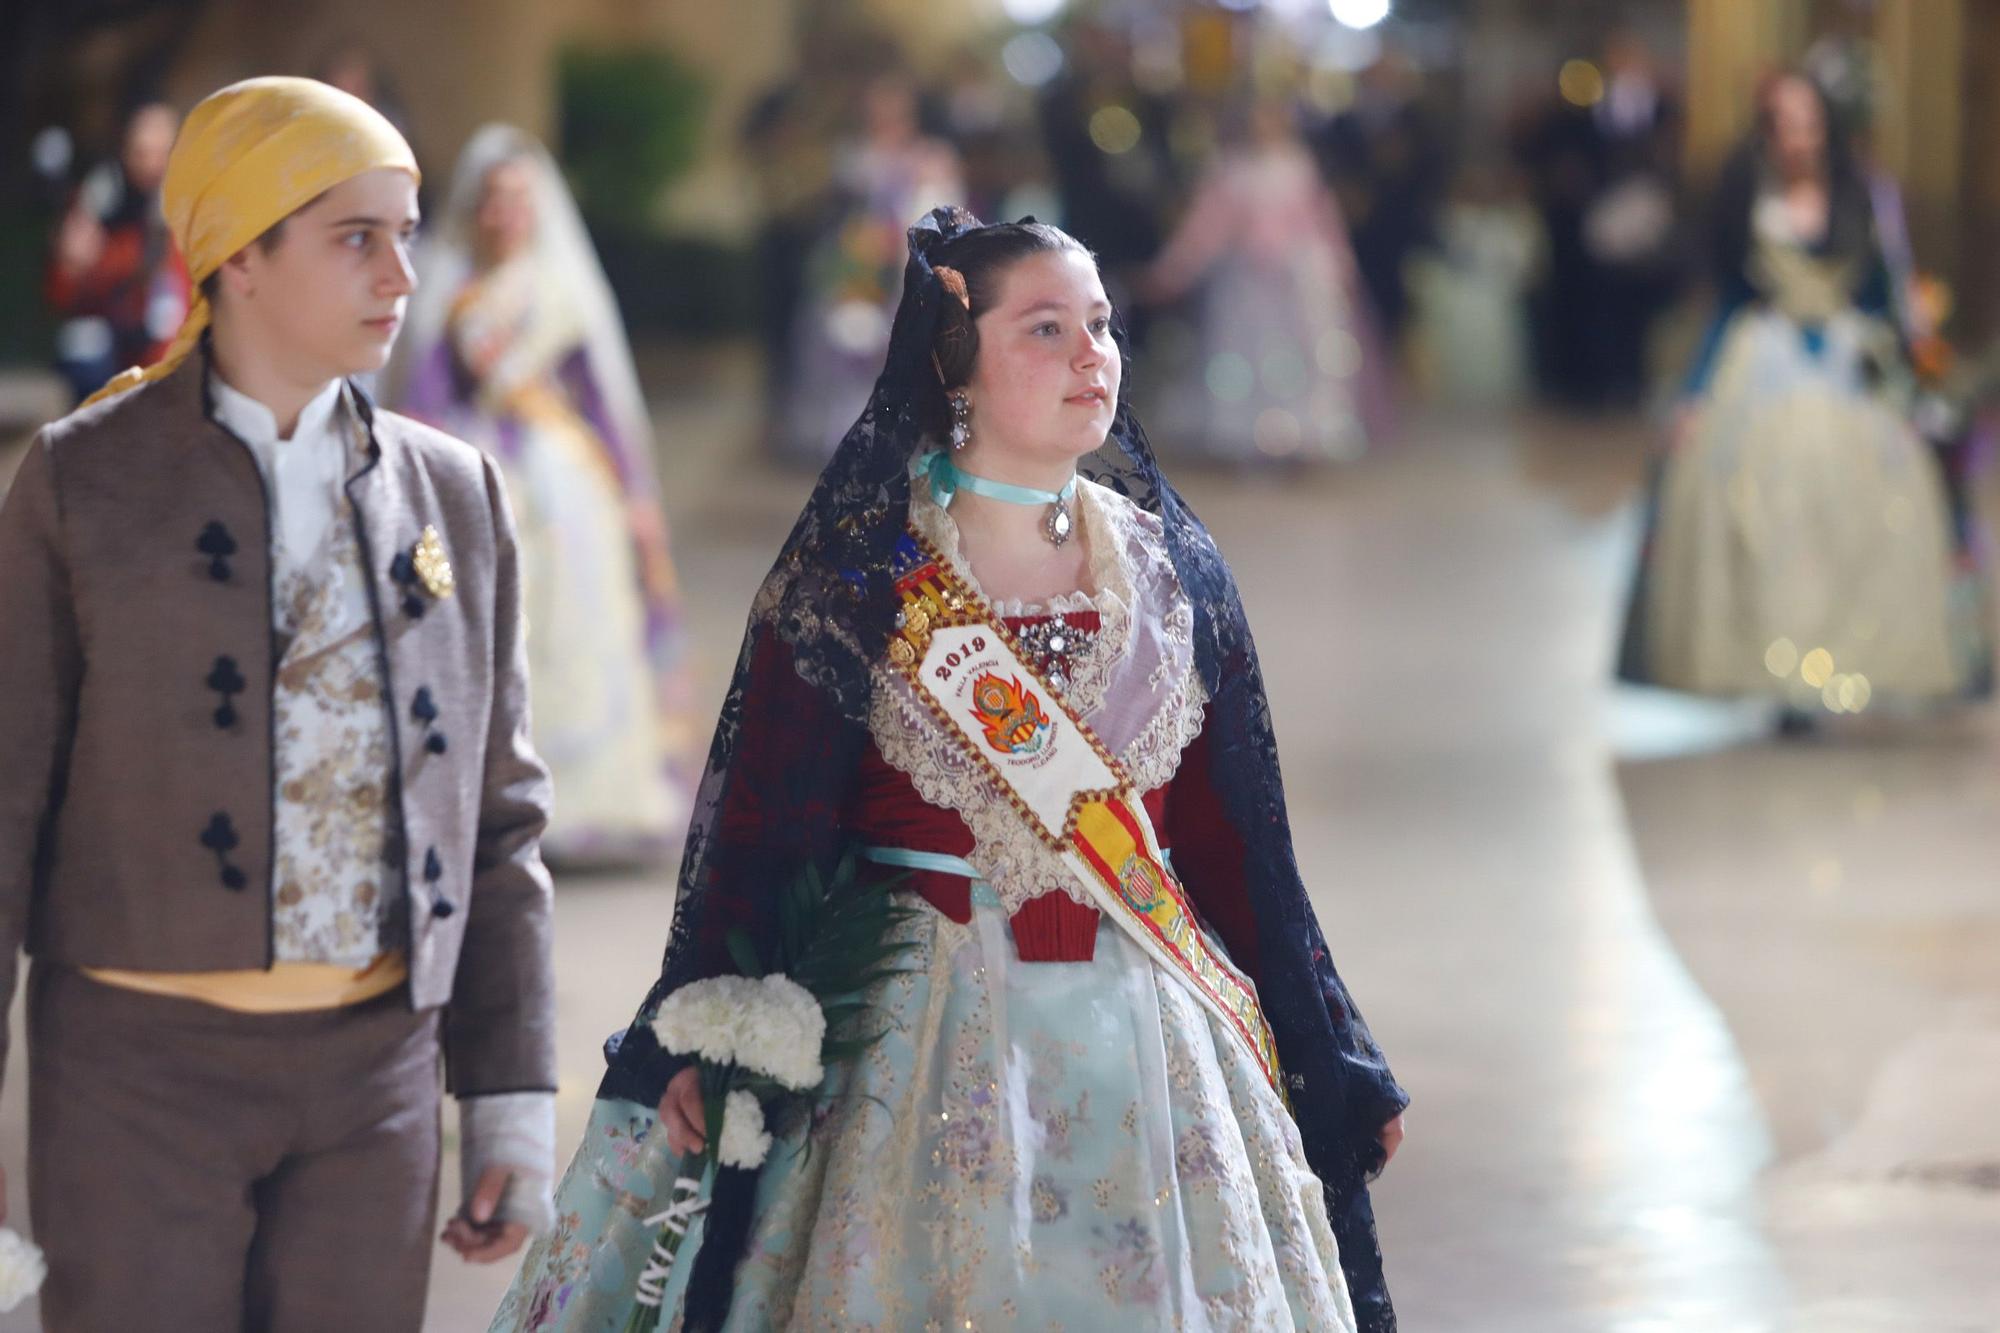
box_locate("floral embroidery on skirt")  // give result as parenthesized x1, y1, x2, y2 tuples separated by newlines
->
(493, 902, 1354, 1332)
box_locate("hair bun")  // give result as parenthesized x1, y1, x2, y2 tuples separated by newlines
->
(935, 265, 970, 309)
(909, 205, 984, 261)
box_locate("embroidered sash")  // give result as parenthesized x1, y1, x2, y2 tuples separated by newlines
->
(886, 530, 1286, 1098)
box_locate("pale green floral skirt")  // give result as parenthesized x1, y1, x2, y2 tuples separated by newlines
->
(493, 893, 1355, 1332)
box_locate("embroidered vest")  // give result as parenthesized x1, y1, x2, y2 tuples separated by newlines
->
(268, 460, 403, 965)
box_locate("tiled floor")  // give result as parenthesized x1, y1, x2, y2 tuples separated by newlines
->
(3, 371, 1994, 1330)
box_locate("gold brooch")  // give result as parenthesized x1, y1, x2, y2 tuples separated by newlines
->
(412, 526, 455, 600)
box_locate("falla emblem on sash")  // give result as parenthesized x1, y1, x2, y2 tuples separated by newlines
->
(412, 525, 455, 600)
(970, 673, 1051, 755)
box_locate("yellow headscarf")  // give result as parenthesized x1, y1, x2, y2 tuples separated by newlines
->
(83, 76, 420, 407)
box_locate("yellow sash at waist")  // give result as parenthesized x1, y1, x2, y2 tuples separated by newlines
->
(81, 952, 408, 1014)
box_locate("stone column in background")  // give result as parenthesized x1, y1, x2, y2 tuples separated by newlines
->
(166, 0, 561, 175)
(1682, 0, 1808, 184)
(1871, 0, 1967, 290)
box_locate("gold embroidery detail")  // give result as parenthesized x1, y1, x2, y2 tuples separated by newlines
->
(413, 525, 455, 599)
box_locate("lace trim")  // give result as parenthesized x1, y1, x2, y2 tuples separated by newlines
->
(1123, 661, 1209, 798)
(990, 589, 1102, 618)
(1094, 487, 1207, 796)
(871, 481, 1207, 915)
(908, 482, 1133, 722)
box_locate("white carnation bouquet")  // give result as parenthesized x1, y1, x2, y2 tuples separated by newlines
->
(624, 853, 918, 1332)
(0, 1228, 47, 1313)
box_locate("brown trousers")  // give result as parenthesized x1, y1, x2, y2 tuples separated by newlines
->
(27, 963, 443, 1332)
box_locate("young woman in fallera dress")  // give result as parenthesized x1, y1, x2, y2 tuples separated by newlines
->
(388, 126, 696, 864)
(495, 209, 1408, 1332)
(1619, 72, 1972, 723)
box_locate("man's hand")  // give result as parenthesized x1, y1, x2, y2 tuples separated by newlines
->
(440, 1165, 529, 1263)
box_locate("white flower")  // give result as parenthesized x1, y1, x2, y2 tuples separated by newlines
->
(652, 975, 758, 1066)
(651, 974, 826, 1094)
(716, 1090, 773, 1170)
(0, 1228, 47, 1313)
(732, 975, 826, 1092)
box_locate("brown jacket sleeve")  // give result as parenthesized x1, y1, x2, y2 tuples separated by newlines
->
(0, 435, 83, 1094)
(441, 453, 557, 1096)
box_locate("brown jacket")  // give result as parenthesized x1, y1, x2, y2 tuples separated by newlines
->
(0, 353, 556, 1097)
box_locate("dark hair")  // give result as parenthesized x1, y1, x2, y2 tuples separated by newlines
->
(195, 203, 311, 304)
(1713, 70, 1875, 288)
(197, 220, 286, 303)
(928, 220, 1096, 394)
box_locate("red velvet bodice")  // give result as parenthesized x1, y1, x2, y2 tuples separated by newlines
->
(845, 610, 1247, 966)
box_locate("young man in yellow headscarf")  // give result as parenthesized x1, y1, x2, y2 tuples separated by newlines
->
(0, 77, 558, 1329)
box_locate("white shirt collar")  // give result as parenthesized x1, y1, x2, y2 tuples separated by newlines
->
(209, 373, 349, 451)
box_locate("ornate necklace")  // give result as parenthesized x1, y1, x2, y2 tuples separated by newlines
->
(1013, 613, 1100, 692)
(921, 451, 1077, 547)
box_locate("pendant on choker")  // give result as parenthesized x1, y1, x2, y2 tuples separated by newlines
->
(1046, 497, 1073, 547)
(923, 450, 1077, 547)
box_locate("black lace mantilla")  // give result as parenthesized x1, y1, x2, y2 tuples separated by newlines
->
(600, 207, 1408, 1332)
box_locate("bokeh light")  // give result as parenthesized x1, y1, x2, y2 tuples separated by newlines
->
(1087, 104, 1143, 155)
(1764, 637, 1800, 678)
(999, 0, 1068, 25)
(1001, 32, 1064, 88)
(1328, 0, 1391, 31)
(1559, 58, 1606, 108)
(1316, 329, 1361, 377)
(1205, 352, 1254, 404)
(1254, 407, 1304, 457)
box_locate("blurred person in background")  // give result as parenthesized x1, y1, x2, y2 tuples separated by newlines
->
(1518, 69, 1601, 407)
(313, 37, 416, 146)
(495, 208, 1407, 1333)
(1810, 31, 1999, 699)
(1408, 161, 1544, 410)
(1832, 36, 2000, 704)
(939, 44, 1021, 219)
(1314, 50, 1442, 354)
(1581, 31, 1682, 409)
(387, 125, 695, 866)
(1036, 20, 1174, 300)
(1902, 273, 2000, 701)
(1618, 71, 1964, 729)
(1520, 31, 1682, 411)
(44, 99, 189, 404)
(774, 71, 965, 463)
(1143, 96, 1388, 464)
(741, 84, 834, 452)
